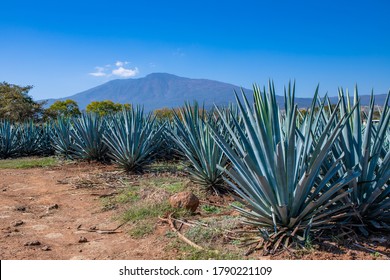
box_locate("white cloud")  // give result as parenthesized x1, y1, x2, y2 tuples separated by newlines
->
(112, 66, 139, 78)
(89, 67, 107, 77)
(89, 61, 139, 78)
(115, 61, 129, 67)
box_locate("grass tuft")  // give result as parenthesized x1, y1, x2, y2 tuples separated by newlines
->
(128, 222, 155, 238)
(201, 204, 221, 214)
(122, 201, 173, 222)
(0, 157, 59, 169)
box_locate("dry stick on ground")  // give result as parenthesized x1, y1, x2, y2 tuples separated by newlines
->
(171, 217, 237, 236)
(159, 213, 204, 250)
(171, 217, 208, 228)
(77, 221, 128, 234)
(90, 192, 119, 198)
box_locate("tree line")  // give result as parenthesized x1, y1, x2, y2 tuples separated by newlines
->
(3, 81, 382, 123)
(0, 82, 135, 121)
(0, 82, 173, 122)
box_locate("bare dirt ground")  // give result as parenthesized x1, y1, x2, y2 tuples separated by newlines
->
(0, 162, 389, 260)
(0, 162, 174, 260)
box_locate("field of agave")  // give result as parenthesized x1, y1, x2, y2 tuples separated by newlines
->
(1, 83, 389, 251)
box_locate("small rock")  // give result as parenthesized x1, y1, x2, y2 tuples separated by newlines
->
(13, 220, 24, 227)
(79, 249, 83, 252)
(24, 241, 41, 246)
(15, 206, 26, 212)
(48, 204, 59, 210)
(2, 188, 6, 192)
(41, 246, 51, 251)
(169, 191, 199, 212)
(67, 226, 71, 229)
(78, 236, 88, 243)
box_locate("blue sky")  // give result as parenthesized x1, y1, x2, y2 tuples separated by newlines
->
(1, 0, 389, 100)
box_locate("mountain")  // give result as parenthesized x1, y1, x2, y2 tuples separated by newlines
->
(46, 73, 252, 111)
(45, 73, 389, 111)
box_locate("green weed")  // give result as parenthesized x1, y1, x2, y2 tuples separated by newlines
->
(201, 204, 221, 214)
(128, 222, 155, 238)
(122, 201, 173, 222)
(0, 157, 59, 169)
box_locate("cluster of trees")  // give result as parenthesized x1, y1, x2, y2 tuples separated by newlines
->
(1, 81, 188, 123)
(0, 82, 134, 122)
(0, 82, 45, 122)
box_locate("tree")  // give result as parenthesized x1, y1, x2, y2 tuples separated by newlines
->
(0, 82, 45, 122)
(45, 99, 81, 119)
(86, 100, 131, 116)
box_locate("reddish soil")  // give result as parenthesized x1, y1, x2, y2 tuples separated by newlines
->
(0, 162, 389, 260)
(0, 163, 172, 260)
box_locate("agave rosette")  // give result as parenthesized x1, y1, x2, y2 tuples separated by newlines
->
(103, 107, 164, 172)
(70, 113, 109, 161)
(211, 82, 360, 247)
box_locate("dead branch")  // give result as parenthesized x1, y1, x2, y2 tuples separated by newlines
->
(159, 213, 204, 250)
(76, 221, 128, 235)
(90, 192, 118, 198)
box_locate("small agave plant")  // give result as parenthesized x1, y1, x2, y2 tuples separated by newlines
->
(168, 102, 229, 194)
(103, 107, 164, 173)
(211, 82, 360, 250)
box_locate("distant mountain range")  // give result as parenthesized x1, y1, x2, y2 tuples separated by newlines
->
(45, 73, 389, 111)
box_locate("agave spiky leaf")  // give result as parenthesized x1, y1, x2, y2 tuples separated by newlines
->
(18, 120, 45, 156)
(335, 89, 390, 230)
(38, 122, 54, 156)
(168, 102, 229, 194)
(70, 113, 109, 162)
(51, 117, 76, 159)
(211, 82, 359, 247)
(155, 120, 182, 161)
(103, 107, 164, 172)
(0, 120, 20, 159)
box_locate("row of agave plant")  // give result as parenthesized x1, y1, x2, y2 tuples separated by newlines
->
(0, 120, 53, 158)
(50, 107, 165, 172)
(1, 83, 389, 250)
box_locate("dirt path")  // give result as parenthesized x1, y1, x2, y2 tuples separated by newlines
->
(0, 163, 171, 260)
